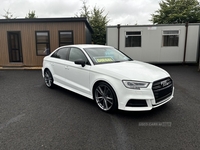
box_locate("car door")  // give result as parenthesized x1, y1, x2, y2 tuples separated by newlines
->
(65, 47, 91, 97)
(50, 47, 70, 85)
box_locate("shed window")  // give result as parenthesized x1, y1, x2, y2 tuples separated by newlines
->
(36, 31, 50, 56)
(59, 31, 73, 46)
(125, 31, 141, 47)
(162, 30, 179, 46)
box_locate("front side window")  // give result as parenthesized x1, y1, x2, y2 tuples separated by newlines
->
(125, 31, 141, 47)
(69, 48, 88, 63)
(36, 31, 50, 56)
(162, 30, 179, 46)
(59, 31, 73, 47)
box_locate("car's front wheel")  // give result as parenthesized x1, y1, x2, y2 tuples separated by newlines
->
(44, 69, 54, 88)
(94, 82, 118, 112)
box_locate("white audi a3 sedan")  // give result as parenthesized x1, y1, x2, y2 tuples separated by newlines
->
(42, 44, 174, 112)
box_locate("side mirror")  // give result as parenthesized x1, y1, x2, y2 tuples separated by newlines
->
(74, 59, 86, 67)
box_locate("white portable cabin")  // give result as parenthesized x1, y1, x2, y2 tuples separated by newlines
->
(106, 24, 200, 63)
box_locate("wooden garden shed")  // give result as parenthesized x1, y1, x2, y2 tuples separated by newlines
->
(0, 17, 93, 67)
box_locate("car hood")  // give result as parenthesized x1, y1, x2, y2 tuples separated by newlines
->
(93, 60, 170, 82)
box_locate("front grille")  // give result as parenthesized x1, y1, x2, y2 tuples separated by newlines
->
(152, 77, 173, 103)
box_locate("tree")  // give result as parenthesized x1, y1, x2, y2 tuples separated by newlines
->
(25, 10, 37, 18)
(2, 9, 15, 19)
(76, 1, 109, 45)
(150, 0, 200, 24)
(77, 0, 90, 19)
(90, 6, 109, 45)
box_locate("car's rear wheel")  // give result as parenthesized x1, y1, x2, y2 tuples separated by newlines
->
(94, 82, 118, 112)
(44, 69, 54, 88)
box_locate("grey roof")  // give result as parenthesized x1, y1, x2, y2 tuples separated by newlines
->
(0, 17, 93, 33)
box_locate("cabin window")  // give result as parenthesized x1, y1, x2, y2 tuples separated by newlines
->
(125, 31, 141, 47)
(59, 31, 73, 47)
(36, 31, 50, 56)
(162, 30, 179, 46)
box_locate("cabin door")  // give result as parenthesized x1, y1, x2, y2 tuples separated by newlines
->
(7, 32, 23, 62)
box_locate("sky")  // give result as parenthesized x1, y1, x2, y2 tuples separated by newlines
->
(0, 0, 161, 25)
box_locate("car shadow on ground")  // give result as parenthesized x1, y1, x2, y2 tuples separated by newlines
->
(50, 84, 173, 119)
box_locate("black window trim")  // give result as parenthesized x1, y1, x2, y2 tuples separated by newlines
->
(35, 31, 50, 56)
(58, 30, 74, 47)
(125, 31, 142, 47)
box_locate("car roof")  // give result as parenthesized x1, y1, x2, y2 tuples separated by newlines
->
(63, 44, 112, 49)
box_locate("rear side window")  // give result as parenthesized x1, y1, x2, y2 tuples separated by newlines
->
(51, 47, 70, 60)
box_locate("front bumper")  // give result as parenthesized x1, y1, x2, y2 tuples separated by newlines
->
(117, 85, 174, 111)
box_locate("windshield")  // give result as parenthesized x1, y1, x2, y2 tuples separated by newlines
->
(84, 47, 132, 64)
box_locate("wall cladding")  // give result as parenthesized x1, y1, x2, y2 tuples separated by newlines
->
(0, 20, 88, 67)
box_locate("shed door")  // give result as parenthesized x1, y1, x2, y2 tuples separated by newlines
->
(7, 32, 23, 62)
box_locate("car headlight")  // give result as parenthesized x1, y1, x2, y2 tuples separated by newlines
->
(122, 80, 150, 89)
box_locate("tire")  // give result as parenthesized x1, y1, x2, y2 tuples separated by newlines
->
(94, 82, 118, 112)
(44, 69, 54, 88)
